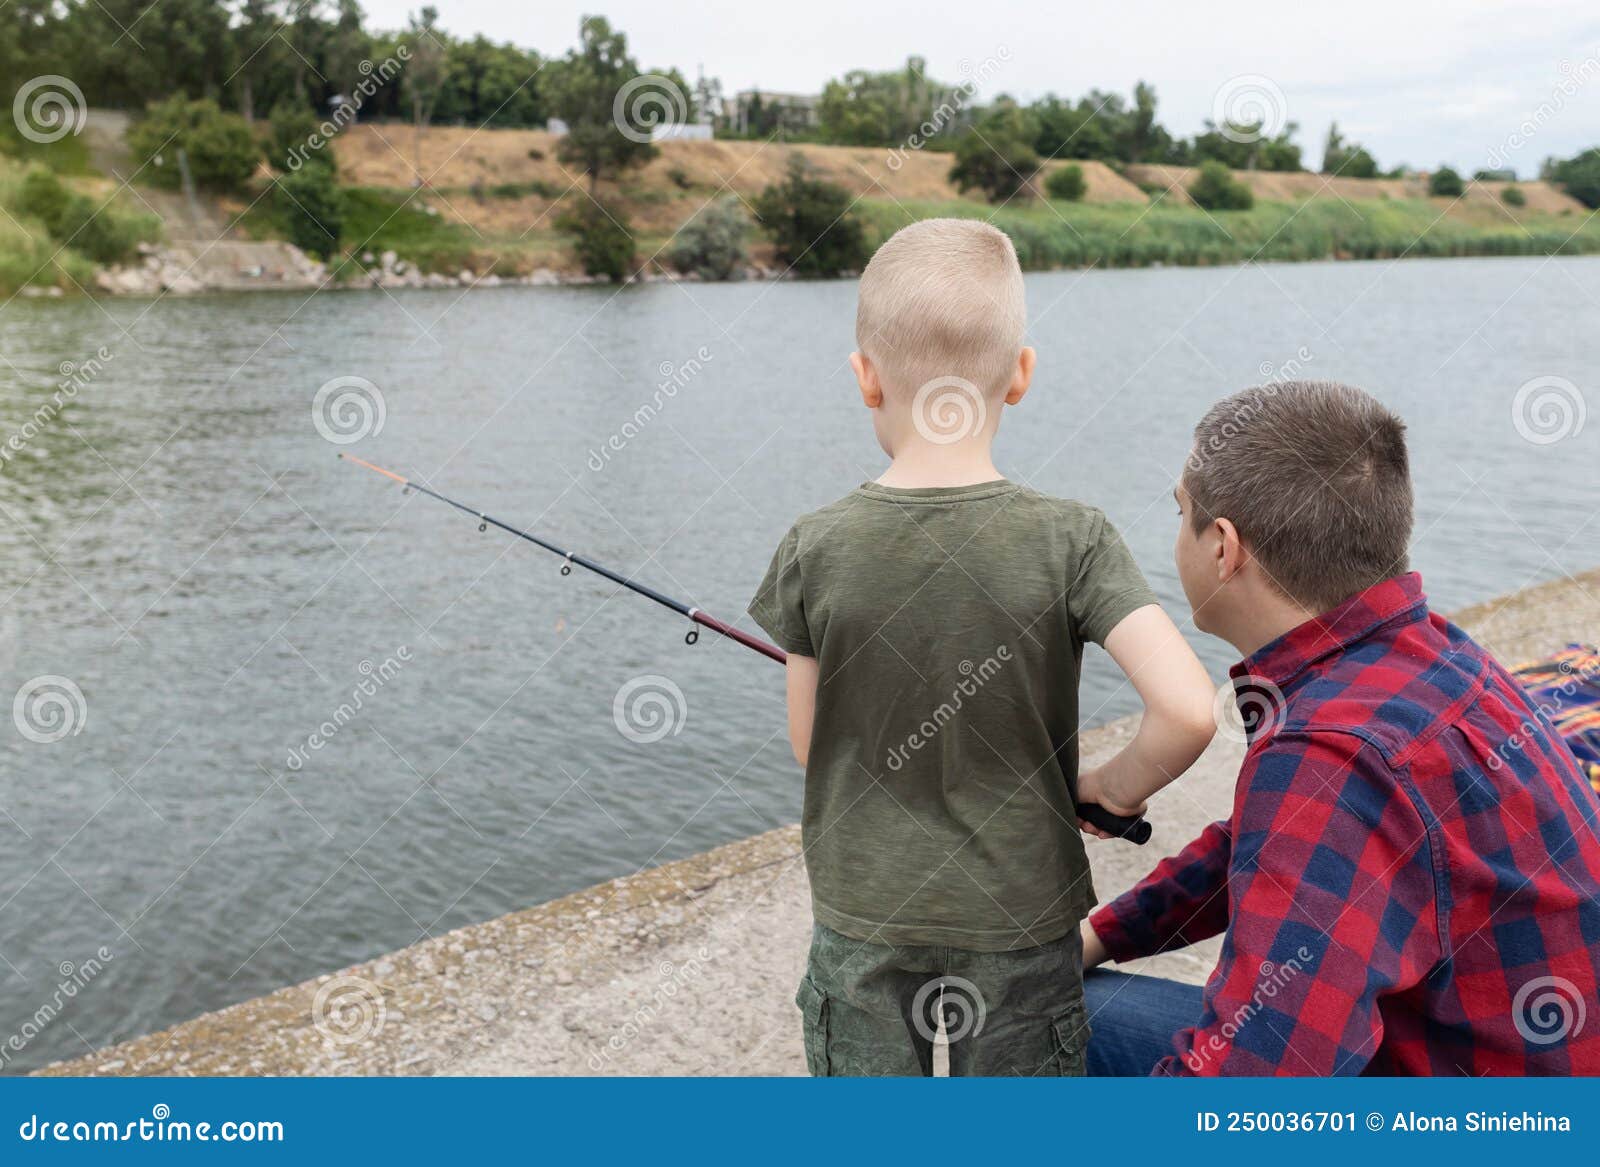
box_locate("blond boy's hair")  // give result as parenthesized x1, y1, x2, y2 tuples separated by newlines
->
(855, 218, 1026, 399)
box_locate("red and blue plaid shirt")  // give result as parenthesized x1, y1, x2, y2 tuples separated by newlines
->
(1090, 573, 1600, 1075)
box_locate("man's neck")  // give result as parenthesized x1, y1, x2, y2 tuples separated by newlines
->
(1226, 599, 1320, 661)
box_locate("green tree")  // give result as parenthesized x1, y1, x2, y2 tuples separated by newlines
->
(545, 16, 686, 192)
(1501, 185, 1526, 207)
(402, 6, 449, 184)
(128, 97, 260, 191)
(1188, 160, 1254, 210)
(274, 164, 345, 257)
(1428, 166, 1465, 197)
(817, 56, 964, 147)
(752, 155, 866, 277)
(1322, 123, 1379, 178)
(1549, 148, 1600, 209)
(949, 107, 1040, 202)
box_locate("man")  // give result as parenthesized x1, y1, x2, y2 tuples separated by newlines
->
(1083, 380, 1600, 1075)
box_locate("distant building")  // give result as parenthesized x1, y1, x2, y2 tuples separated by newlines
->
(546, 117, 569, 137)
(653, 122, 714, 142)
(722, 90, 820, 136)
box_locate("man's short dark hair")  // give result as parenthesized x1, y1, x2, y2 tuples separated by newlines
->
(1183, 380, 1413, 614)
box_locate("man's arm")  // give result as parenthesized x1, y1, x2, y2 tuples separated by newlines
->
(784, 654, 819, 767)
(1085, 819, 1235, 965)
(1157, 732, 1440, 1076)
(1076, 605, 1217, 820)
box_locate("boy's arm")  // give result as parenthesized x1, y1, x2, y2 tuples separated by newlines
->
(1076, 604, 1217, 818)
(785, 654, 819, 767)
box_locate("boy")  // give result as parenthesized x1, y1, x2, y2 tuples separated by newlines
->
(747, 219, 1217, 1076)
(1082, 381, 1600, 1075)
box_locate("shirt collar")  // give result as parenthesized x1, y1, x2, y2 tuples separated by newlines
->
(1229, 572, 1429, 691)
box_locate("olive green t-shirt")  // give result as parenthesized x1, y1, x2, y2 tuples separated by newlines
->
(748, 480, 1157, 952)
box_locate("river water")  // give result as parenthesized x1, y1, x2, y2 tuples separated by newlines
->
(1, 256, 1596, 1071)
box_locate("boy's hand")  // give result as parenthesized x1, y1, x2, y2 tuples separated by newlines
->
(1075, 764, 1147, 839)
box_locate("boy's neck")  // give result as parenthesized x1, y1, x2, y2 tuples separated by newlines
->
(875, 444, 1005, 490)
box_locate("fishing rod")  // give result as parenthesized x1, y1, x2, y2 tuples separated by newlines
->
(339, 453, 1151, 844)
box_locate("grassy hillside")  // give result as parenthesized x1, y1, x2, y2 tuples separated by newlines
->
(304, 125, 1599, 278)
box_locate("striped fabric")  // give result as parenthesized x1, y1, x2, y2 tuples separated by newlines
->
(1511, 644, 1600, 794)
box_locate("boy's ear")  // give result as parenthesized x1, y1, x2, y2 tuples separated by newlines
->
(849, 351, 882, 409)
(1003, 346, 1036, 406)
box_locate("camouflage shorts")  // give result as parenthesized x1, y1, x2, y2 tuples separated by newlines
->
(796, 922, 1089, 1077)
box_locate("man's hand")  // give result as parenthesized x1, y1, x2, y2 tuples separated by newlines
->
(1075, 764, 1147, 839)
(1081, 919, 1109, 969)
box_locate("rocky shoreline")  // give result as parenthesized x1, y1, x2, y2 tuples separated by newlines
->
(12, 240, 792, 299)
(35, 566, 1600, 1076)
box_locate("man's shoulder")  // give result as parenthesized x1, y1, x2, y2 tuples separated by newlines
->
(1281, 609, 1493, 762)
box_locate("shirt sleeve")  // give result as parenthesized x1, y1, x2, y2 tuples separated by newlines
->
(1156, 731, 1441, 1076)
(747, 524, 815, 657)
(1068, 512, 1159, 646)
(1089, 820, 1234, 963)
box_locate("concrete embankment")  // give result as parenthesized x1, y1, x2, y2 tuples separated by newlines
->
(39, 567, 1600, 1076)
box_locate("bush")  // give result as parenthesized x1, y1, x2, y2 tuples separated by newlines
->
(1550, 148, 1600, 209)
(558, 200, 636, 280)
(12, 164, 156, 263)
(1045, 164, 1087, 202)
(274, 166, 345, 258)
(266, 104, 334, 174)
(949, 128, 1040, 203)
(1428, 166, 1465, 197)
(670, 196, 750, 279)
(666, 165, 692, 190)
(128, 98, 260, 192)
(752, 155, 867, 277)
(1188, 160, 1254, 211)
(1501, 185, 1526, 207)
(15, 166, 72, 234)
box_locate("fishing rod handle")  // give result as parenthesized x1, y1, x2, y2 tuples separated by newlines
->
(1075, 802, 1153, 845)
(690, 609, 788, 663)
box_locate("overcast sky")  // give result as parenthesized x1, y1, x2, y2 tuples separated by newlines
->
(362, 0, 1600, 175)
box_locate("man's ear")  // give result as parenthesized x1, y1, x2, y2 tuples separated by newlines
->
(849, 351, 882, 409)
(1004, 346, 1036, 406)
(1215, 517, 1247, 582)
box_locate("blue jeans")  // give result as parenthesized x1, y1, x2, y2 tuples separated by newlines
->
(1083, 968, 1203, 1076)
